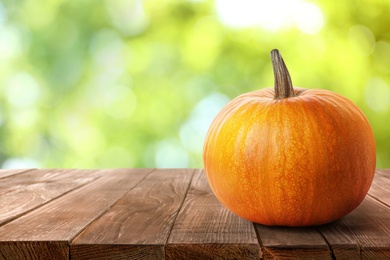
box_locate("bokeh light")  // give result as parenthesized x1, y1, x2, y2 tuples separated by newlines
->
(215, 0, 324, 34)
(0, 0, 389, 169)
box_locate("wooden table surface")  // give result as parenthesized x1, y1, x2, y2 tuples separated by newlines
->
(0, 168, 389, 260)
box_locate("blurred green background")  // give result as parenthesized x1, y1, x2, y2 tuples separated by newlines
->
(0, 0, 389, 169)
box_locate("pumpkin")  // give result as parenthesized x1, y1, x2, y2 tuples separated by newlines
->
(203, 49, 376, 226)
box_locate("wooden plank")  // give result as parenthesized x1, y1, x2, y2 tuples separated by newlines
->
(166, 169, 260, 260)
(375, 169, 390, 178)
(0, 168, 153, 260)
(71, 168, 196, 260)
(0, 169, 74, 196)
(0, 169, 103, 226)
(368, 169, 390, 206)
(0, 241, 68, 260)
(319, 195, 390, 259)
(0, 169, 34, 179)
(255, 225, 332, 259)
(70, 245, 163, 260)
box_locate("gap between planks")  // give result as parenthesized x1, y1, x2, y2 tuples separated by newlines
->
(249, 169, 390, 260)
(0, 169, 388, 260)
(0, 169, 156, 259)
(165, 169, 261, 260)
(69, 168, 157, 244)
(70, 168, 197, 260)
(0, 169, 35, 180)
(163, 168, 199, 247)
(0, 169, 108, 227)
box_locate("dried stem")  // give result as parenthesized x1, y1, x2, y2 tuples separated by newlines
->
(271, 49, 295, 99)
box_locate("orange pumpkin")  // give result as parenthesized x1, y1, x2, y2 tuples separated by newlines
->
(203, 49, 376, 226)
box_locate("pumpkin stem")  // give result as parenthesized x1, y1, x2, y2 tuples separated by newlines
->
(271, 49, 295, 99)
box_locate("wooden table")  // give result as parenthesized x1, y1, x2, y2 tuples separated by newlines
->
(0, 168, 389, 260)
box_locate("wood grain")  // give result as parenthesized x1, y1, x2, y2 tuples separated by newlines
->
(0, 169, 33, 180)
(255, 225, 332, 259)
(166, 169, 260, 260)
(0, 169, 101, 226)
(319, 195, 390, 259)
(0, 168, 389, 260)
(0, 168, 153, 259)
(70, 245, 164, 260)
(0, 169, 88, 196)
(369, 169, 390, 206)
(375, 169, 390, 178)
(71, 168, 196, 260)
(0, 241, 68, 260)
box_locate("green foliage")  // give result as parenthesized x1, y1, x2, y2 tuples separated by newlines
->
(0, 0, 389, 168)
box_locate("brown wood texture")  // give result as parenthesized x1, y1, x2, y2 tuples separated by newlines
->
(0, 168, 389, 260)
(71, 168, 196, 260)
(318, 170, 390, 259)
(0, 169, 103, 226)
(0, 168, 153, 259)
(255, 225, 332, 259)
(368, 169, 390, 206)
(166, 169, 261, 259)
(255, 170, 390, 260)
(0, 169, 33, 180)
